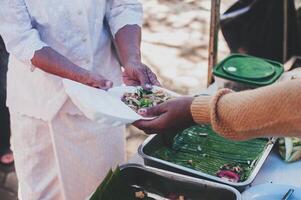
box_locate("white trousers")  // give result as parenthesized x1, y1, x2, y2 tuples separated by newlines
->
(10, 109, 125, 200)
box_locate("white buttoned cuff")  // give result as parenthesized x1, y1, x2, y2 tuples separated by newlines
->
(108, 4, 143, 37)
(1, 28, 48, 69)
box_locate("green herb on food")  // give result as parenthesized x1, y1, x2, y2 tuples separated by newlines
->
(122, 88, 171, 112)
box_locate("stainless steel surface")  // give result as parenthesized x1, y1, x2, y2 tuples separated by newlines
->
(207, 0, 221, 87)
(138, 134, 276, 191)
(281, 188, 295, 200)
(146, 192, 169, 200)
(120, 164, 241, 200)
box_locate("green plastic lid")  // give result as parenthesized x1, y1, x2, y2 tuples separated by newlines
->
(213, 54, 284, 87)
(222, 57, 275, 80)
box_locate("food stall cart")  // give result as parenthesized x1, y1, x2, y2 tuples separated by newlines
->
(128, 80, 301, 196)
(129, 0, 301, 198)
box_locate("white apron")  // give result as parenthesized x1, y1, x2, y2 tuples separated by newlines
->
(11, 100, 126, 200)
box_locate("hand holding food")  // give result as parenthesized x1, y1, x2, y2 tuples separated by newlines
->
(114, 25, 160, 89)
(133, 96, 196, 134)
(122, 62, 161, 89)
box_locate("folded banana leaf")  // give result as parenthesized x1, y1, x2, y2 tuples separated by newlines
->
(279, 137, 301, 162)
(90, 167, 135, 200)
(152, 125, 268, 182)
(90, 169, 114, 200)
(90, 167, 155, 200)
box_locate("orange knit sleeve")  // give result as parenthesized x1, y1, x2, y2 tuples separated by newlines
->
(191, 79, 301, 140)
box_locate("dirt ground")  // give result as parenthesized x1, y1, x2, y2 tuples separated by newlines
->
(126, 0, 236, 159)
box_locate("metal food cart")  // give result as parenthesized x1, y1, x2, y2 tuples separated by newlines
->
(130, 0, 301, 197)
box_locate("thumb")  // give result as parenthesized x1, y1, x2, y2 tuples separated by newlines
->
(138, 103, 165, 117)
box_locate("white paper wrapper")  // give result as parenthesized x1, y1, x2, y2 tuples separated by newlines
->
(63, 79, 179, 127)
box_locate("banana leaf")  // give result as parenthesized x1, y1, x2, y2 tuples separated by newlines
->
(279, 137, 301, 162)
(90, 167, 134, 200)
(90, 169, 113, 200)
(152, 125, 268, 182)
(90, 167, 155, 200)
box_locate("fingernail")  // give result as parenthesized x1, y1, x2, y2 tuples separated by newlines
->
(138, 108, 147, 115)
(145, 83, 152, 89)
(106, 81, 113, 87)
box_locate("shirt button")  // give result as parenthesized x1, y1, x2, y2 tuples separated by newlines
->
(85, 60, 90, 64)
(77, 10, 83, 15)
(82, 37, 87, 42)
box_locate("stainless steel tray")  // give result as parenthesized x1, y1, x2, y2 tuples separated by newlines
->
(138, 134, 276, 191)
(120, 164, 241, 200)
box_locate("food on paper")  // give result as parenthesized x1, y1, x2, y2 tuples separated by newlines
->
(121, 88, 171, 112)
(63, 79, 179, 126)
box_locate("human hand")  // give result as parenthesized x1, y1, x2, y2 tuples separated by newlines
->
(123, 61, 161, 90)
(133, 96, 196, 134)
(82, 72, 113, 90)
(31, 46, 113, 90)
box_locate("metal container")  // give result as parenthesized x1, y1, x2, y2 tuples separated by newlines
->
(138, 135, 276, 191)
(215, 76, 258, 91)
(120, 164, 241, 200)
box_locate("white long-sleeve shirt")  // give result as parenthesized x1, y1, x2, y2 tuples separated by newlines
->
(0, 0, 143, 120)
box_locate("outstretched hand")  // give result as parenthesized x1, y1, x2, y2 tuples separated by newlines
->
(133, 96, 196, 134)
(84, 72, 113, 90)
(123, 62, 161, 90)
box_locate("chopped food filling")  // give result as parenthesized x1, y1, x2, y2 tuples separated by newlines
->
(122, 88, 171, 112)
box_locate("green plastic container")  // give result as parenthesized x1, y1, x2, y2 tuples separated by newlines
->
(213, 54, 284, 91)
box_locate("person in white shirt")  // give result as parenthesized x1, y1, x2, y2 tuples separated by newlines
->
(0, 0, 159, 199)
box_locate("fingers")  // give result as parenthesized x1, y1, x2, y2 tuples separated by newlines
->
(122, 71, 141, 86)
(141, 129, 163, 135)
(146, 68, 161, 86)
(92, 79, 113, 90)
(136, 67, 153, 90)
(139, 65, 161, 88)
(133, 115, 166, 132)
(87, 73, 113, 90)
(134, 104, 168, 130)
(123, 63, 161, 89)
(137, 103, 165, 117)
